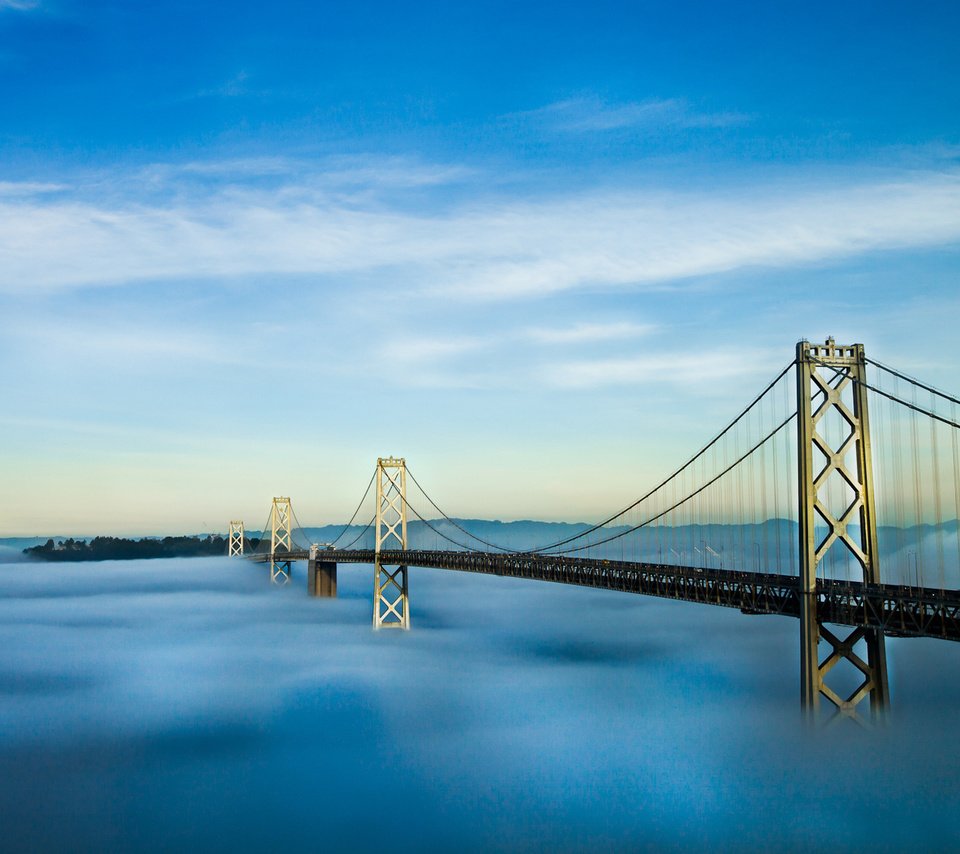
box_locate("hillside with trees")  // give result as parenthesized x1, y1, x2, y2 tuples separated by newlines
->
(22, 535, 260, 562)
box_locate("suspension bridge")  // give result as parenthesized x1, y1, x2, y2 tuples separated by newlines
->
(229, 339, 960, 723)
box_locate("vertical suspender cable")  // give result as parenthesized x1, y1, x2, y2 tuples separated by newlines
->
(929, 386, 945, 590)
(909, 381, 924, 587)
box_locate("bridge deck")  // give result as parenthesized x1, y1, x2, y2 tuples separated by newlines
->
(252, 548, 960, 641)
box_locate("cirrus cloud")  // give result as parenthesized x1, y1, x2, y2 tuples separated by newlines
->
(1, 160, 959, 301)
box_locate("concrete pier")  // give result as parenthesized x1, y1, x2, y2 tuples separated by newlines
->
(308, 545, 337, 597)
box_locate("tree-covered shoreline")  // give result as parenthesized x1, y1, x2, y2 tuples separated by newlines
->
(22, 535, 261, 562)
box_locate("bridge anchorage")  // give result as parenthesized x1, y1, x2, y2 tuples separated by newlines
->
(269, 497, 293, 584)
(373, 457, 410, 629)
(308, 544, 337, 597)
(798, 339, 887, 723)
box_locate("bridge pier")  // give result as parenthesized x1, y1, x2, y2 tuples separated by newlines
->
(308, 545, 337, 597)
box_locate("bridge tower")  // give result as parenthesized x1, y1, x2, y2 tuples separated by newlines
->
(270, 497, 293, 584)
(796, 338, 889, 721)
(228, 520, 244, 557)
(373, 457, 410, 629)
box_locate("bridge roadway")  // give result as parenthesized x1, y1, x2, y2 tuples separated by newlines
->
(253, 548, 960, 642)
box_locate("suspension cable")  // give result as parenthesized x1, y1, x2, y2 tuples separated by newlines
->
(810, 357, 960, 430)
(405, 466, 516, 552)
(328, 469, 377, 546)
(400, 492, 498, 552)
(364, 483, 494, 552)
(338, 514, 377, 550)
(328, 360, 798, 559)
(861, 380, 960, 431)
(249, 507, 275, 556)
(867, 358, 960, 407)
(289, 503, 316, 550)
(527, 359, 797, 553)
(552, 410, 797, 556)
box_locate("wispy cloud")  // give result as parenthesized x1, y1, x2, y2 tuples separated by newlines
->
(543, 349, 768, 389)
(14, 324, 241, 370)
(389, 322, 653, 362)
(0, 0, 40, 10)
(364, 320, 662, 391)
(0, 181, 64, 196)
(134, 155, 475, 196)
(1, 162, 959, 301)
(386, 336, 486, 363)
(513, 96, 749, 133)
(525, 322, 655, 345)
(377, 329, 771, 392)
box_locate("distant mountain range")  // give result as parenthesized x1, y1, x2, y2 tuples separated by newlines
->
(4, 518, 958, 567)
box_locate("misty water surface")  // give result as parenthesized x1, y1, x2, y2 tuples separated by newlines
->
(1, 555, 959, 852)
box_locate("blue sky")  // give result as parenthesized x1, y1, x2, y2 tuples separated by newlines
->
(1, 0, 959, 535)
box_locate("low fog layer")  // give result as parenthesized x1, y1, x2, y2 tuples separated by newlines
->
(1, 557, 958, 851)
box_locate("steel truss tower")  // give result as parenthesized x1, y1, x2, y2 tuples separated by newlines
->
(270, 497, 293, 584)
(797, 338, 889, 721)
(374, 457, 409, 629)
(228, 520, 245, 557)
